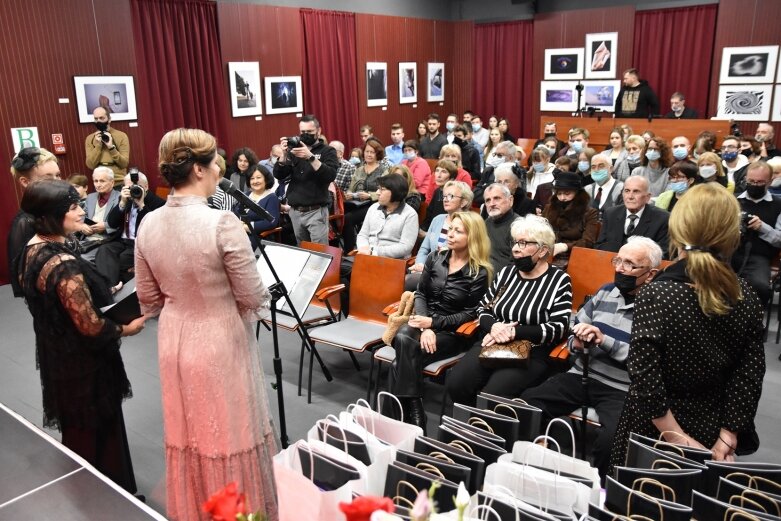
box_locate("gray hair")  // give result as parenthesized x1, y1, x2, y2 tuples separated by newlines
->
(329, 140, 345, 153)
(124, 170, 149, 187)
(511, 214, 556, 252)
(484, 182, 512, 198)
(626, 236, 663, 268)
(495, 140, 516, 159)
(92, 166, 113, 181)
(444, 180, 474, 209)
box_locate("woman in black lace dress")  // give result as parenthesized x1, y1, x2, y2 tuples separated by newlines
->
(16, 181, 147, 492)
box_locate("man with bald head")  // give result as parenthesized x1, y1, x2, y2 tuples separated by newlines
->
(586, 153, 623, 220)
(85, 106, 130, 188)
(670, 136, 692, 161)
(595, 175, 669, 257)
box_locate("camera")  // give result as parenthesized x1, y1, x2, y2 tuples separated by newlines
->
(286, 136, 302, 149)
(100, 132, 111, 144)
(128, 168, 144, 200)
(740, 211, 755, 235)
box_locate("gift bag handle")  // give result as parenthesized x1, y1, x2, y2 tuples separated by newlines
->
(657, 430, 690, 446)
(415, 462, 446, 480)
(625, 488, 663, 521)
(729, 492, 776, 516)
(349, 398, 377, 435)
(469, 504, 502, 521)
(394, 479, 419, 510)
(468, 416, 495, 434)
(726, 472, 781, 494)
(492, 402, 519, 420)
(733, 487, 781, 517)
(428, 450, 455, 464)
(652, 440, 686, 458)
(543, 417, 576, 459)
(314, 417, 351, 453)
(510, 458, 548, 513)
(522, 434, 563, 478)
(651, 458, 681, 470)
(724, 507, 763, 521)
(377, 391, 405, 422)
(632, 477, 677, 503)
(449, 439, 474, 454)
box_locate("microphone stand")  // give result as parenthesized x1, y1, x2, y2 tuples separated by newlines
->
(575, 82, 584, 117)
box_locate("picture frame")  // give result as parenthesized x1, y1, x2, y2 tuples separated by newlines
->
(719, 46, 779, 84)
(366, 62, 388, 107)
(539, 81, 579, 112)
(427, 62, 444, 102)
(399, 62, 417, 104)
(581, 80, 622, 112)
(73, 75, 137, 123)
(228, 62, 262, 117)
(264, 76, 303, 115)
(584, 32, 617, 80)
(772, 85, 781, 122)
(544, 48, 584, 80)
(715, 84, 773, 121)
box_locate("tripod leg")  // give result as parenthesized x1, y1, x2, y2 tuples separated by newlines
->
(298, 338, 306, 397)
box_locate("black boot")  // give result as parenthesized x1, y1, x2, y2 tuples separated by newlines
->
(408, 398, 427, 435)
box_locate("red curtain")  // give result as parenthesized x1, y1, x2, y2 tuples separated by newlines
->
(633, 4, 718, 118)
(472, 21, 534, 139)
(130, 0, 229, 188)
(300, 9, 360, 145)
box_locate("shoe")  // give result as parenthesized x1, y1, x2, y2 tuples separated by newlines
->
(408, 398, 428, 436)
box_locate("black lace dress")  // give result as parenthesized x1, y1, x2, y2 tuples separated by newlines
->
(19, 241, 137, 492)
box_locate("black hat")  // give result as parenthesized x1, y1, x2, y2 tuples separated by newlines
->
(553, 171, 582, 190)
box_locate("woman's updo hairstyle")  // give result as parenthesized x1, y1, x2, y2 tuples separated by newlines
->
(21, 180, 81, 236)
(158, 128, 217, 187)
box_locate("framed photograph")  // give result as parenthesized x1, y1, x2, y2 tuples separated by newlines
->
(584, 32, 617, 79)
(719, 46, 779, 84)
(539, 81, 579, 112)
(399, 62, 417, 104)
(228, 62, 262, 117)
(544, 48, 584, 80)
(715, 85, 773, 121)
(366, 62, 387, 107)
(772, 85, 781, 122)
(264, 76, 303, 115)
(581, 80, 622, 112)
(427, 62, 444, 102)
(73, 76, 137, 123)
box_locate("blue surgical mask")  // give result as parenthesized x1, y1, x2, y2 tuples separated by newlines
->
(471, 123, 481, 133)
(546, 146, 557, 156)
(627, 153, 640, 163)
(349, 157, 361, 166)
(645, 150, 660, 161)
(591, 169, 610, 184)
(722, 150, 739, 162)
(570, 141, 584, 153)
(532, 162, 545, 173)
(668, 181, 689, 195)
(672, 148, 689, 160)
(446, 122, 456, 132)
(403, 152, 416, 161)
(577, 161, 590, 173)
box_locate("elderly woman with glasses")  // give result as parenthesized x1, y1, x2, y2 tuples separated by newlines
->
(446, 215, 573, 404)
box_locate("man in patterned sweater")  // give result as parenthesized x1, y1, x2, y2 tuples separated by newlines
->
(522, 236, 662, 477)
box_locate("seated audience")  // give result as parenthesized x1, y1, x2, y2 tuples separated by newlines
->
(483, 127, 503, 160)
(388, 165, 422, 212)
(756, 122, 780, 159)
(533, 122, 566, 155)
(227, 147, 258, 193)
(523, 236, 662, 478)
(595, 175, 669, 256)
(446, 215, 572, 404)
(768, 157, 781, 196)
(419, 113, 448, 159)
(349, 147, 363, 167)
(385, 123, 405, 165)
(619, 124, 633, 141)
(233, 167, 281, 251)
(641, 130, 655, 144)
(722, 135, 750, 195)
(697, 151, 731, 192)
(435, 144, 475, 195)
(420, 160, 458, 235)
(483, 184, 521, 273)
(401, 140, 432, 199)
(576, 147, 598, 182)
(614, 134, 645, 182)
(656, 161, 700, 212)
(605, 128, 627, 166)
(474, 140, 519, 205)
(343, 138, 388, 252)
(542, 172, 600, 267)
(586, 153, 624, 220)
(493, 164, 536, 218)
(258, 144, 284, 172)
(631, 136, 672, 197)
(740, 137, 762, 164)
(497, 117, 515, 144)
(79, 166, 121, 261)
(528, 147, 556, 208)
(69, 174, 89, 209)
(331, 140, 356, 192)
(389, 212, 492, 433)
(694, 130, 717, 158)
(415, 121, 427, 143)
(664, 91, 698, 119)
(453, 125, 481, 182)
(560, 128, 590, 160)
(554, 155, 576, 173)
(671, 135, 693, 161)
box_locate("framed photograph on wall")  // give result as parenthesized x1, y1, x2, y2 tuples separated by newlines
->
(366, 62, 387, 107)
(719, 46, 779, 84)
(264, 76, 303, 115)
(581, 80, 622, 112)
(427, 62, 444, 102)
(228, 62, 262, 117)
(771, 85, 781, 122)
(584, 32, 617, 79)
(73, 75, 137, 123)
(399, 62, 417, 104)
(539, 81, 579, 112)
(715, 84, 773, 121)
(544, 48, 584, 80)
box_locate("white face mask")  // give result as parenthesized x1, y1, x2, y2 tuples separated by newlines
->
(772, 177, 781, 188)
(699, 165, 717, 179)
(486, 154, 504, 168)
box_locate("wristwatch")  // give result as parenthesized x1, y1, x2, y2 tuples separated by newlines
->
(307, 154, 316, 162)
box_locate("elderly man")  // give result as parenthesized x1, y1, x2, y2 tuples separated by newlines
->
(79, 166, 122, 262)
(586, 153, 624, 220)
(85, 106, 130, 187)
(483, 183, 522, 272)
(595, 175, 669, 256)
(670, 136, 692, 161)
(95, 170, 165, 286)
(756, 123, 780, 159)
(473, 140, 519, 205)
(330, 139, 356, 192)
(523, 236, 662, 478)
(664, 92, 698, 119)
(493, 164, 536, 217)
(259, 144, 284, 172)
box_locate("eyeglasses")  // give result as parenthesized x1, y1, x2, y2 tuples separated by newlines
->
(611, 257, 648, 271)
(442, 194, 463, 201)
(721, 145, 738, 151)
(513, 239, 540, 249)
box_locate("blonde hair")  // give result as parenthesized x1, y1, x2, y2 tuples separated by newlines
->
(11, 147, 58, 181)
(389, 164, 418, 195)
(439, 144, 463, 167)
(625, 134, 646, 150)
(697, 151, 725, 178)
(444, 180, 473, 209)
(450, 211, 494, 282)
(668, 183, 742, 316)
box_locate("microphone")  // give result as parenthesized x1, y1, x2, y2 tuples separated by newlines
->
(218, 178, 275, 222)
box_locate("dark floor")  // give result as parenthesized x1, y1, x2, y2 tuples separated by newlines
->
(1, 282, 780, 517)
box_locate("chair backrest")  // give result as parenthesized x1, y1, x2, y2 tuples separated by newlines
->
(300, 241, 343, 312)
(515, 138, 535, 161)
(155, 186, 171, 199)
(417, 199, 428, 226)
(425, 158, 439, 173)
(349, 254, 407, 323)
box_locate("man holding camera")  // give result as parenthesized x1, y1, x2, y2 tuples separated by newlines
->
(85, 106, 130, 188)
(273, 114, 338, 245)
(95, 169, 164, 286)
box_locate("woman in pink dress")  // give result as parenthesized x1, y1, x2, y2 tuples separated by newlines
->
(135, 128, 278, 520)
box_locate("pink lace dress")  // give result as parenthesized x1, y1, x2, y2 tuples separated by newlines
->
(135, 195, 278, 520)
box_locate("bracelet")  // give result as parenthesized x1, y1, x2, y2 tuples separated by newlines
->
(719, 435, 736, 451)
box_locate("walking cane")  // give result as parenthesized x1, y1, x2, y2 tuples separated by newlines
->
(580, 341, 593, 460)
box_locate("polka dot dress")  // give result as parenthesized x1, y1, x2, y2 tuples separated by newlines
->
(609, 267, 766, 473)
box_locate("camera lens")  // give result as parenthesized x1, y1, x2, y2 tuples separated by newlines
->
(100, 132, 110, 143)
(130, 185, 143, 199)
(287, 136, 301, 149)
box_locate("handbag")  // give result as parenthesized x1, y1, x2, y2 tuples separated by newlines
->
(478, 281, 534, 368)
(382, 290, 415, 345)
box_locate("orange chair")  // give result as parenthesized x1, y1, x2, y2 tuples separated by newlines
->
(515, 138, 536, 162)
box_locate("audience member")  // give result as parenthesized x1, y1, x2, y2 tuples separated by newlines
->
(69, 174, 89, 208)
(614, 135, 645, 182)
(208, 152, 235, 212)
(697, 151, 731, 192)
(474, 141, 519, 205)
(233, 167, 281, 251)
(462, 110, 474, 126)
(768, 157, 781, 196)
(756, 122, 779, 159)
(445, 113, 459, 143)
(671, 135, 693, 161)
(419, 113, 448, 159)
(615, 68, 660, 118)
(487, 115, 499, 129)
(343, 138, 388, 252)
(389, 165, 423, 213)
(527, 146, 556, 203)
(330, 139, 356, 192)
(359, 124, 374, 143)
(416, 121, 427, 142)
(664, 91, 698, 119)
(401, 140, 432, 199)
(437, 144, 475, 191)
(258, 144, 284, 172)
(619, 124, 633, 141)
(631, 136, 672, 197)
(471, 114, 490, 149)
(482, 183, 521, 273)
(349, 147, 363, 167)
(227, 147, 258, 193)
(542, 172, 600, 266)
(656, 161, 700, 212)
(533, 122, 566, 155)
(385, 123, 405, 165)
(576, 147, 597, 185)
(523, 236, 662, 477)
(586, 153, 624, 220)
(555, 155, 576, 173)
(453, 124, 481, 181)
(722, 135, 751, 194)
(605, 128, 627, 166)
(447, 215, 572, 404)
(497, 117, 515, 144)
(560, 128, 590, 160)
(85, 107, 130, 188)
(740, 136, 762, 164)
(484, 127, 504, 160)
(494, 164, 536, 218)
(421, 160, 458, 234)
(80, 167, 121, 261)
(694, 130, 718, 159)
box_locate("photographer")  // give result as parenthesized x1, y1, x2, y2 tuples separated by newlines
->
(85, 107, 130, 188)
(273, 114, 338, 245)
(732, 161, 781, 305)
(95, 170, 164, 286)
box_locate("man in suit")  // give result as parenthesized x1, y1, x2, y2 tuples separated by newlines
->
(79, 166, 121, 262)
(586, 153, 623, 221)
(595, 175, 669, 257)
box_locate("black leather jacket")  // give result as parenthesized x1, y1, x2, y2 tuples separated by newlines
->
(415, 250, 489, 331)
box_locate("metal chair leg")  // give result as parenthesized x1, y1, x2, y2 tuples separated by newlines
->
(439, 369, 451, 422)
(298, 339, 306, 397)
(366, 355, 375, 403)
(308, 342, 315, 404)
(348, 350, 361, 371)
(373, 363, 384, 409)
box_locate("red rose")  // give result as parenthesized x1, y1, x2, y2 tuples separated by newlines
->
(203, 482, 249, 521)
(339, 495, 395, 521)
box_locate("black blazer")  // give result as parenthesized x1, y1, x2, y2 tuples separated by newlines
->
(106, 191, 166, 238)
(595, 204, 670, 258)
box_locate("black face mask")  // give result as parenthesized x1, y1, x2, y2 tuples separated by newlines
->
(300, 133, 317, 147)
(614, 272, 642, 299)
(514, 255, 537, 273)
(741, 149, 753, 158)
(544, 132, 556, 138)
(94, 121, 108, 132)
(746, 184, 767, 200)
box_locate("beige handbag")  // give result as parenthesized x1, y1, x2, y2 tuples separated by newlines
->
(381, 291, 415, 345)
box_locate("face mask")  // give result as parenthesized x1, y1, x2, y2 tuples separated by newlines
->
(472, 123, 481, 133)
(627, 153, 640, 163)
(614, 272, 640, 298)
(577, 161, 590, 173)
(349, 157, 361, 166)
(546, 146, 557, 156)
(771, 178, 781, 188)
(94, 121, 108, 132)
(722, 150, 738, 162)
(570, 141, 583, 153)
(645, 150, 660, 161)
(672, 148, 689, 160)
(591, 169, 610, 184)
(446, 122, 456, 132)
(513, 255, 537, 273)
(300, 133, 317, 147)
(403, 152, 416, 161)
(532, 162, 545, 173)
(668, 181, 689, 195)
(741, 149, 753, 158)
(692, 151, 700, 160)
(746, 184, 767, 200)
(270, 157, 278, 165)
(544, 132, 556, 138)
(486, 154, 504, 168)
(699, 165, 716, 179)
